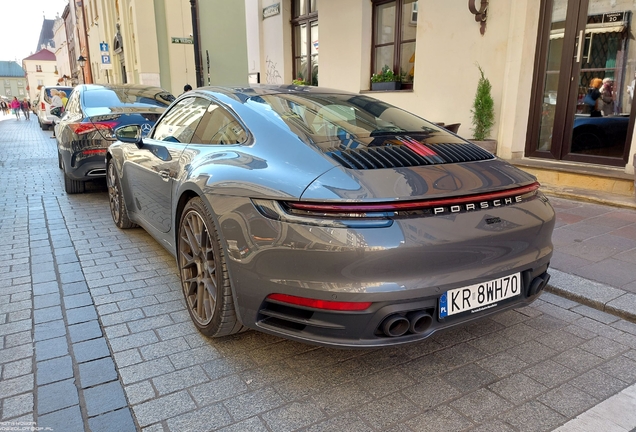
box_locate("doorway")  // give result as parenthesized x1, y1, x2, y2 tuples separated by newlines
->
(527, 0, 636, 167)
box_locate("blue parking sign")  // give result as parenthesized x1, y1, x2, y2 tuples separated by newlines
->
(101, 55, 111, 64)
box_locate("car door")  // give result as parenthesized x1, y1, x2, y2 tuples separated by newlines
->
(123, 96, 209, 233)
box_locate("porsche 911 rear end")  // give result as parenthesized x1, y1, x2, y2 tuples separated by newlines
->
(215, 113, 555, 347)
(167, 88, 556, 348)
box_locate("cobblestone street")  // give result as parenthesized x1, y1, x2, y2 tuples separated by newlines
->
(1, 114, 636, 431)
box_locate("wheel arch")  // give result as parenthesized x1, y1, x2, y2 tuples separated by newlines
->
(174, 188, 247, 326)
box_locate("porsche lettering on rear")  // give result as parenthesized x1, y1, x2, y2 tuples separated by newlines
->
(433, 196, 523, 215)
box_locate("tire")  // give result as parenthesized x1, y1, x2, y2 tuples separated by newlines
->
(64, 173, 85, 194)
(57, 152, 63, 169)
(178, 197, 245, 337)
(39, 120, 45, 130)
(106, 160, 136, 229)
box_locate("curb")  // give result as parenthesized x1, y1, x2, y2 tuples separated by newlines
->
(545, 269, 636, 324)
(540, 187, 636, 210)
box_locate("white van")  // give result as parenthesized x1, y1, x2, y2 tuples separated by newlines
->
(36, 86, 73, 130)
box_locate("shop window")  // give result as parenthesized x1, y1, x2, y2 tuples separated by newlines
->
(292, 0, 318, 86)
(372, 0, 418, 87)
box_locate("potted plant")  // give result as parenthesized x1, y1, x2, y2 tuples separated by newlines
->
(371, 65, 402, 91)
(470, 65, 496, 153)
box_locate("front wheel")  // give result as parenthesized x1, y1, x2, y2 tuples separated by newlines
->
(107, 160, 136, 229)
(178, 198, 245, 337)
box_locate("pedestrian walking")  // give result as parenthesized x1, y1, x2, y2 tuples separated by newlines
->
(21, 98, 30, 120)
(0, 100, 7, 116)
(10, 97, 20, 120)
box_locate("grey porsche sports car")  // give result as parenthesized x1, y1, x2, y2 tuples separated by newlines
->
(106, 85, 555, 348)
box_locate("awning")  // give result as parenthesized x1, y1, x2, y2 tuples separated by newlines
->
(549, 21, 627, 40)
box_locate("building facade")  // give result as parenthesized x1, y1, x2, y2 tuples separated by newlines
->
(22, 50, 58, 102)
(73, 0, 248, 95)
(53, 7, 72, 86)
(246, 0, 636, 181)
(0, 62, 27, 101)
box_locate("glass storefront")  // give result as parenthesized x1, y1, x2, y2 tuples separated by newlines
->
(529, 0, 636, 166)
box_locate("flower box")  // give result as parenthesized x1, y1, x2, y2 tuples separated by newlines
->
(371, 81, 402, 91)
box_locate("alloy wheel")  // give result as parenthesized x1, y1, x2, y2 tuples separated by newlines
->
(179, 209, 217, 326)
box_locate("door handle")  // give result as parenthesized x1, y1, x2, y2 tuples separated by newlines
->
(158, 170, 170, 181)
(575, 29, 584, 63)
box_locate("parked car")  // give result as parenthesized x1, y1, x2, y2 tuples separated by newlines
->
(106, 85, 555, 347)
(56, 84, 174, 194)
(36, 85, 73, 129)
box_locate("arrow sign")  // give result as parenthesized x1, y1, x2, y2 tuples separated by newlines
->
(100, 42, 109, 52)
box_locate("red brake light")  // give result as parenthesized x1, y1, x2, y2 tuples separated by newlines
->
(267, 293, 372, 311)
(69, 121, 118, 136)
(41, 102, 45, 110)
(286, 182, 540, 213)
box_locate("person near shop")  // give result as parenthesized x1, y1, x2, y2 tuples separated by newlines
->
(583, 78, 603, 118)
(21, 98, 30, 120)
(10, 97, 21, 120)
(182, 84, 192, 95)
(600, 78, 614, 117)
(0, 100, 7, 115)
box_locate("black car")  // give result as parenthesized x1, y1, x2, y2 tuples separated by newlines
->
(55, 84, 174, 193)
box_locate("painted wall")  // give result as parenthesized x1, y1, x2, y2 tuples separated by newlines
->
(22, 59, 59, 101)
(245, 0, 262, 80)
(198, 0, 249, 86)
(53, 18, 72, 85)
(162, 0, 196, 93)
(258, 0, 292, 84)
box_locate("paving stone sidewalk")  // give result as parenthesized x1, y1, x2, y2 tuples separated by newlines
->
(2, 114, 636, 432)
(547, 197, 636, 323)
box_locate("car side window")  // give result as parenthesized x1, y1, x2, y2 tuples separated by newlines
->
(191, 103, 248, 145)
(152, 97, 210, 143)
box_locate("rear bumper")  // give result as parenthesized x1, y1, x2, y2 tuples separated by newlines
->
(60, 138, 109, 181)
(209, 192, 556, 347)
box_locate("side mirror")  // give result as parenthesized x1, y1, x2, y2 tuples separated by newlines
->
(115, 125, 143, 145)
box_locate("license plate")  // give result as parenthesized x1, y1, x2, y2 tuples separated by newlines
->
(439, 273, 521, 318)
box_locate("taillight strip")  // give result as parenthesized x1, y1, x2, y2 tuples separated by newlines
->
(287, 182, 540, 213)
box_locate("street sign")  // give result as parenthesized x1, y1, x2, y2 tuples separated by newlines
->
(99, 42, 109, 52)
(100, 54, 113, 70)
(171, 37, 193, 44)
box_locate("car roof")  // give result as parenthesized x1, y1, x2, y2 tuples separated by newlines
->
(79, 83, 169, 93)
(190, 84, 355, 102)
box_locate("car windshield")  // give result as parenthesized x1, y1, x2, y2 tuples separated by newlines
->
(83, 87, 175, 108)
(247, 93, 448, 143)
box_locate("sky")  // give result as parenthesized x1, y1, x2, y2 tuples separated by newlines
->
(0, 0, 70, 63)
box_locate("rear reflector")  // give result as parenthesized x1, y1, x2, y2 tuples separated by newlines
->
(286, 182, 540, 213)
(81, 149, 107, 156)
(267, 293, 372, 311)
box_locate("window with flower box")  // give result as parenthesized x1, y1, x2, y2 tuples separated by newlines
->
(371, 0, 418, 89)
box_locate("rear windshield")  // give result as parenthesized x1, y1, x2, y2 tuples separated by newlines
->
(246, 93, 460, 145)
(43, 87, 72, 103)
(83, 88, 175, 108)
